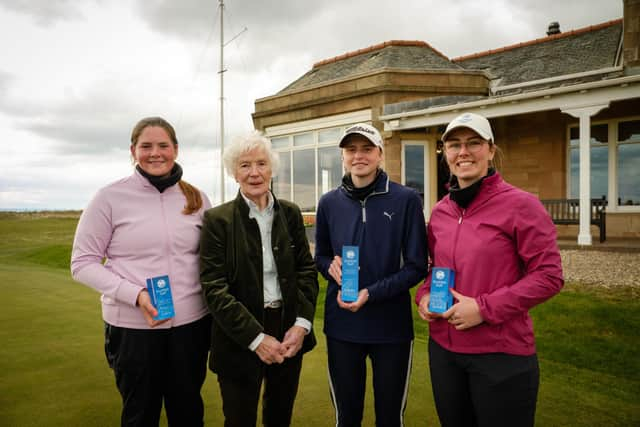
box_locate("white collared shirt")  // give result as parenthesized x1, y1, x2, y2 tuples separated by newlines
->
(240, 192, 311, 351)
(242, 191, 282, 304)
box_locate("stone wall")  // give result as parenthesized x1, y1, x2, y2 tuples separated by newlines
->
(496, 111, 568, 199)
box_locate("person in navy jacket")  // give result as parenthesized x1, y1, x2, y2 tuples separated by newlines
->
(416, 112, 564, 427)
(315, 123, 428, 427)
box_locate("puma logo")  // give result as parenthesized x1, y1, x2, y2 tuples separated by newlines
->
(383, 211, 395, 221)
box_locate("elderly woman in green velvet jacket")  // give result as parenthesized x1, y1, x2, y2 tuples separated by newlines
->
(199, 131, 318, 427)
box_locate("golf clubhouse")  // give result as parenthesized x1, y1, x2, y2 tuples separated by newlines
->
(252, 0, 640, 245)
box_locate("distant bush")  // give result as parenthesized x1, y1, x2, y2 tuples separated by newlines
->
(303, 214, 316, 227)
(0, 210, 81, 220)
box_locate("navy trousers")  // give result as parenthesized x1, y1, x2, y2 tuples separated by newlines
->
(327, 337, 413, 427)
(428, 338, 539, 427)
(216, 307, 304, 427)
(104, 315, 211, 427)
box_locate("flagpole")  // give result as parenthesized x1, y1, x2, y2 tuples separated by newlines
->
(219, 0, 225, 203)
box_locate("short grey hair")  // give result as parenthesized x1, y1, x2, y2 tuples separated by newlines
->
(223, 130, 280, 177)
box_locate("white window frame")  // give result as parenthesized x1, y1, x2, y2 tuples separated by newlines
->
(401, 140, 429, 217)
(266, 110, 372, 214)
(566, 115, 640, 213)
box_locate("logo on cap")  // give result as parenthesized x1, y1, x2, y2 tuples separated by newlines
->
(339, 122, 383, 150)
(346, 125, 375, 135)
(458, 113, 473, 123)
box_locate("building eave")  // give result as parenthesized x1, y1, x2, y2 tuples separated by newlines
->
(380, 74, 640, 131)
(490, 66, 624, 94)
(255, 67, 489, 105)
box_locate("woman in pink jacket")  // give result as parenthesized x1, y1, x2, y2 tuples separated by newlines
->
(71, 117, 212, 426)
(416, 112, 563, 427)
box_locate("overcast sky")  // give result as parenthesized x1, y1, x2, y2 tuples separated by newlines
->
(0, 0, 622, 209)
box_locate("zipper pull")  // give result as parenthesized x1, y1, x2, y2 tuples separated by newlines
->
(458, 208, 465, 224)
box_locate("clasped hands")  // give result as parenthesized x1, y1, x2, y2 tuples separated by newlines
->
(138, 288, 305, 365)
(417, 289, 484, 330)
(256, 325, 306, 365)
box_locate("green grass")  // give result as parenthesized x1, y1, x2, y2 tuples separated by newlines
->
(0, 213, 638, 426)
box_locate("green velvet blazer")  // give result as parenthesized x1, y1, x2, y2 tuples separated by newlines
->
(199, 191, 318, 381)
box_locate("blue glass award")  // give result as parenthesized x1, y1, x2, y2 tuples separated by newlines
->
(428, 267, 455, 313)
(146, 275, 175, 320)
(341, 246, 359, 302)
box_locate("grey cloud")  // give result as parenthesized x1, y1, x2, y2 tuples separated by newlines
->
(131, 0, 623, 63)
(10, 82, 220, 156)
(133, 0, 391, 74)
(0, 93, 47, 119)
(0, 70, 48, 118)
(8, 81, 140, 154)
(0, 69, 12, 96)
(2, 0, 623, 157)
(134, 0, 326, 41)
(21, 119, 131, 155)
(0, 0, 102, 26)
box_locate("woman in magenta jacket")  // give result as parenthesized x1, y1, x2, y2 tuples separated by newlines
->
(416, 112, 563, 427)
(71, 117, 212, 426)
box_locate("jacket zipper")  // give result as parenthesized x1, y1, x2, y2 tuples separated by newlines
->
(359, 188, 387, 223)
(448, 206, 465, 346)
(451, 207, 464, 271)
(341, 174, 390, 224)
(159, 192, 174, 327)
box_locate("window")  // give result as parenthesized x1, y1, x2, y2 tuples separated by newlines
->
(319, 128, 342, 143)
(568, 118, 640, 209)
(569, 124, 608, 200)
(293, 133, 314, 147)
(402, 142, 427, 212)
(318, 146, 342, 196)
(272, 151, 291, 200)
(293, 150, 316, 211)
(271, 136, 289, 149)
(404, 145, 425, 195)
(270, 126, 345, 212)
(617, 120, 640, 206)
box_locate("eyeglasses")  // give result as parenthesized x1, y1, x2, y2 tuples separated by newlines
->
(444, 140, 487, 154)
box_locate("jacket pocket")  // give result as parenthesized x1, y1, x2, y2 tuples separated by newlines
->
(103, 322, 121, 369)
(210, 324, 260, 381)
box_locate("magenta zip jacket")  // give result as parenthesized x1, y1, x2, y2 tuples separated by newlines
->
(415, 172, 564, 355)
(71, 170, 212, 329)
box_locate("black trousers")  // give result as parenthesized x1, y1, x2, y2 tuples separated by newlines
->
(428, 338, 539, 427)
(327, 337, 413, 427)
(104, 315, 211, 427)
(217, 307, 303, 427)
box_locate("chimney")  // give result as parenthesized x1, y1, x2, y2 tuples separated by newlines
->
(624, 0, 640, 68)
(547, 22, 561, 36)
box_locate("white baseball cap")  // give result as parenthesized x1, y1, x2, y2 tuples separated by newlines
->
(339, 123, 383, 150)
(441, 112, 494, 143)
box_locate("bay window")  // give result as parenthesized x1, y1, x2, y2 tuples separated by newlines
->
(568, 117, 640, 209)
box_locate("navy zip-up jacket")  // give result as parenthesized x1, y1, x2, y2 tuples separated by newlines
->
(315, 171, 428, 343)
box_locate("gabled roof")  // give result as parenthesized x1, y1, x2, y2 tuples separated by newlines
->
(278, 41, 461, 94)
(455, 19, 622, 89)
(270, 18, 625, 118)
(382, 19, 625, 116)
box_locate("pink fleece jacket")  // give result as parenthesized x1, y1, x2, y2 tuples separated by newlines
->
(416, 173, 563, 355)
(71, 170, 211, 329)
